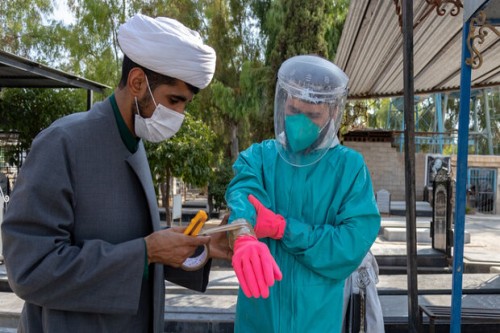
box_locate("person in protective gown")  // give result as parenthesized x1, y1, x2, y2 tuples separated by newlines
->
(225, 55, 381, 332)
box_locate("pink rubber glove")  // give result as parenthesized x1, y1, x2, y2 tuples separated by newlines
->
(248, 194, 286, 239)
(232, 235, 282, 298)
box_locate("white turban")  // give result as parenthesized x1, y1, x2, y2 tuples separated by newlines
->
(118, 14, 216, 89)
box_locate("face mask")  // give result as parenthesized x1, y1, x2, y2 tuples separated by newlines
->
(285, 113, 321, 153)
(134, 77, 185, 143)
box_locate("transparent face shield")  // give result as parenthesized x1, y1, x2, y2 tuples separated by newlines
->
(274, 55, 348, 167)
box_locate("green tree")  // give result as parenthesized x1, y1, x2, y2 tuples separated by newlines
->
(146, 112, 215, 226)
(0, 88, 86, 166)
(324, 0, 349, 60)
(1, 1, 224, 210)
(167, 0, 267, 212)
(0, 0, 112, 170)
(0, 0, 54, 57)
(470, 90, 500, 155)
(251, 0, 349, 141)
(207, 157, 233, 213)
(199, 0, 264, 162)
(0, 0, 359, 216)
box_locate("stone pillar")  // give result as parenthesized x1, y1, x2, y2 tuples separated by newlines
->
(432, 168, 452, 257)
(376, 189, 391, 215)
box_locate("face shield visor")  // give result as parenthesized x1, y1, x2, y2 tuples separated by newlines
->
(274, 55, 349, 167)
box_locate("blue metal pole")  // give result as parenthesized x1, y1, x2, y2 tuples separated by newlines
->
(450, 20, 472, 333)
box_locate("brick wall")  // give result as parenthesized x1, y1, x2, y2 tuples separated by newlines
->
(343, 141, 427, 201)
(343, 140, 500, 213)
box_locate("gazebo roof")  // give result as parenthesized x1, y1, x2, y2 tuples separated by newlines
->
(334, 0, 500, 100)
(0, 50, 109, 93)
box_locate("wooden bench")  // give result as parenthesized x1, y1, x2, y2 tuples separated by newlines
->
(419, 305, 500, 333)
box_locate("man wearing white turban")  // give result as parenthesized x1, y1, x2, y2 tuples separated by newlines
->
(2, 14, 228, 333)
(118, 14, 216, 90)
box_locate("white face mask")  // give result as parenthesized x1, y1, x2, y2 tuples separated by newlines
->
(134, 76, 185, 143)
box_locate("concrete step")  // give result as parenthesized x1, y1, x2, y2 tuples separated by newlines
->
(464, 260, 500, 274)
(490, 266, 500, 273)
(389, 201, 433, 217)
(376, 252, 449, 268)
(383, 227, 432, 242)
(381, 226, 471, 244)
(379, 265, 452, 275)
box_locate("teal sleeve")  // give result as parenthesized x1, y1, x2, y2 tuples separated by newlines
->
(281, 163, 381, 281)
(225, 143, 268, 226)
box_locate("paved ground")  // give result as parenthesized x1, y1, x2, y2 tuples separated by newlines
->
(372, 213, 500, 265)
(0, 212, 499, 332)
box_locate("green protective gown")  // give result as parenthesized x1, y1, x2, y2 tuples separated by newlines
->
(226, 139, 381, 333)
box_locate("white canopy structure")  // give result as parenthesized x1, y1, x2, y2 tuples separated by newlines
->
(335, 0, 500, 100)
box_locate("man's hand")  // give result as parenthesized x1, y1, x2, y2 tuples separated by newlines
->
(208, 214, 233, 261)
(144, 227, 210, 267)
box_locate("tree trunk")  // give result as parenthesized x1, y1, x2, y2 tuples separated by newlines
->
(163, 169, 172, 227)
(230, 122, 239, 161)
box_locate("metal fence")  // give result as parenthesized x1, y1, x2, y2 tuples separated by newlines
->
(468, 168, 497, 214)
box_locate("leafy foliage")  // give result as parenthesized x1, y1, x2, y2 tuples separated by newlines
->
(200, 0, 265, 161)
(0, 88, 86, 165)
(0, 0, 352, 211)
(208, 157, 234, 213)
(253, 0, 348, 141)
(145, 112, 215, 223)
(0, 0, 53, 57)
